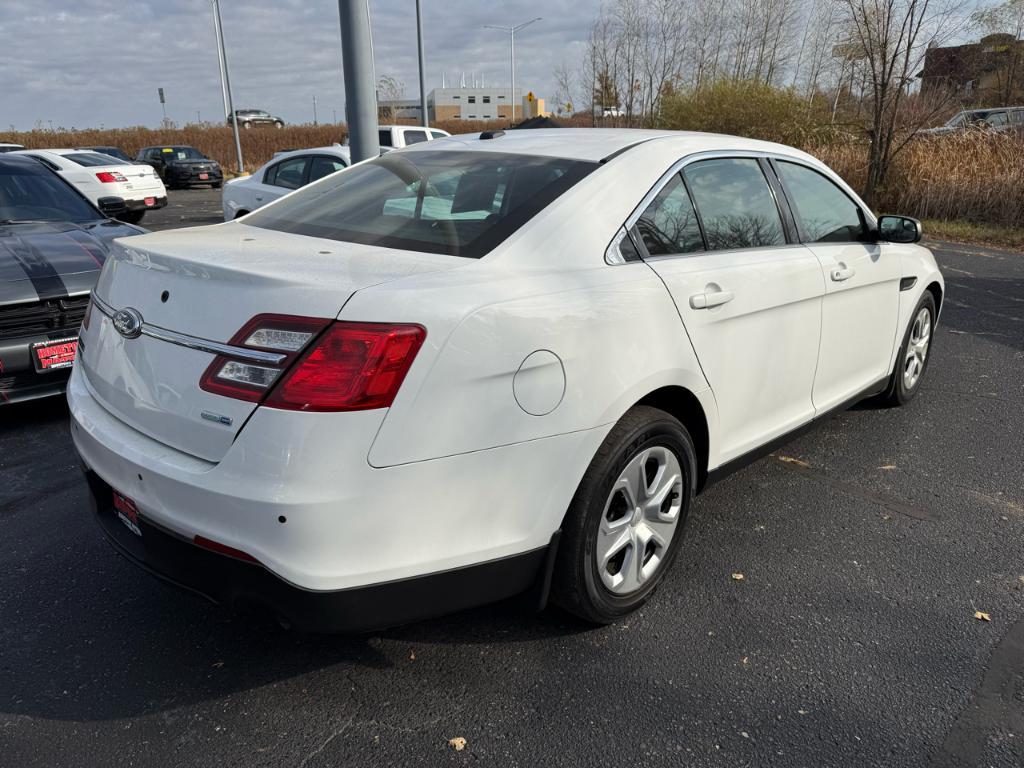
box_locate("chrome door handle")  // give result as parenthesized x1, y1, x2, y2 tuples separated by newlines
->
(689, 289, 734, 310)
(831, 265, 855, 282)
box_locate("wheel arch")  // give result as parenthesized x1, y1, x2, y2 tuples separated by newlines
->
(233, 210, 250, 220)
(925, 280, 943, 317)
(633, 386, 711, 493)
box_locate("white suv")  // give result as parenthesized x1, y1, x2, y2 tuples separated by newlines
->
(69, 129, 943, 631)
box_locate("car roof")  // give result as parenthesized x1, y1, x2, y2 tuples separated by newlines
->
(401, 128, 814, 163)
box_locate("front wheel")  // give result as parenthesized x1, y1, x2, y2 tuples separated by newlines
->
(552, 406, 696, 624)
(880, 291, 936, 406)
(274, 120, 284, 129)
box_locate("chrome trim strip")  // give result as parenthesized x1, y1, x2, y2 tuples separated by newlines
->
(90, 294, 287, 365)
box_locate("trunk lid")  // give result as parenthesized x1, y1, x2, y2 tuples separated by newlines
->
(79, 224, 462, 462)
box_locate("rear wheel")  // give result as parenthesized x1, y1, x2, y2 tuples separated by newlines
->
(274, 120, 284, 129)
(242, 121, 252, 129)
(552, 406, 696, 624)
(880, 292, 936, 406)
(118, 210, 145, 225)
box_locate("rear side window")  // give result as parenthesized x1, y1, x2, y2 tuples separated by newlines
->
(404, 130, 429, 145)
(634, 174, 703, 256)
(308, 155, 346, 182)
(378, 130, 393, 147)
(246, 150, 597, 258)
(265, 156, 308, 189)
(683, 158, 785, 250)
(776, 161, 867, 243)
(430, 131, 447, 139)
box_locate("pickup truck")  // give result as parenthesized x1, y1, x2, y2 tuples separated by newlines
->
(377, 125, 451, 153)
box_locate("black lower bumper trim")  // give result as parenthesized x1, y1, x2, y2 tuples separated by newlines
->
(85, 471, 546, 633)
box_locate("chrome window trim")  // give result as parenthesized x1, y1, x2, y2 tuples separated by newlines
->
(90, 294, 287, 365)
(605, 149, 876, 265)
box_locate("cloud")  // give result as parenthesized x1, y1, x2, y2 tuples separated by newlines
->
(0, 0, 597, 131)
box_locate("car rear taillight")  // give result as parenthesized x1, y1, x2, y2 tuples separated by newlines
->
(96, 171, 128, 183)
(199, 315, 426, 412)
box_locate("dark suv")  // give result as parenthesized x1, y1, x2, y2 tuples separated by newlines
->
(136, 146, 223, 189)
(228, 109, 285, 129)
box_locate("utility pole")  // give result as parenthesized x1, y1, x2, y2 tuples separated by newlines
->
(416, 0, 428, 127)
(338, 0, 379, 162)
(212, 0, 244, 172)
(484, 17, 541, 125)
(211, 0, 230, 121)
(313, 95, 319, 125)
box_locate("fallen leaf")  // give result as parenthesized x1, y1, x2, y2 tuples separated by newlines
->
(798, 709, 809, 715)
(741, 656, 749, 666)
(731, 572, 745, 581)
(449, 737, 467, 751)
(878, 464, 897, 470)
(777, 455, 810, 468)
(974, 611, 991, 622)
(211, 661, 224, 668)
(409, 651, 416, 661)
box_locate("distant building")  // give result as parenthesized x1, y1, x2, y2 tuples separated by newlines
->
(378, 87, 545, 122)
(918, 33, 1024, 105)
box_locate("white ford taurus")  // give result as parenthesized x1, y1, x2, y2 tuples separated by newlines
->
(68, 129, 943, 631)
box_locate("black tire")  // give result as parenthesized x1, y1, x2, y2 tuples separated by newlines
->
(551, 405, 696, 624)
(117, 210, 145, 225)
(242, 121, 252, 129)
(879, 291, 937, 407)
(274, 121, 284, 129)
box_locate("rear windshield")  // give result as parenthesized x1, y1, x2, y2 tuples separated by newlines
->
(246, 150, 596, 258)
(65, 152, 125, 167)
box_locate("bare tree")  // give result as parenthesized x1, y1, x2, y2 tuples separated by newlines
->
(552, 60, 579, 115)
(837, 0, 961, 202)
(972, 0, 1024, 105)
(376, 74, 405, 121)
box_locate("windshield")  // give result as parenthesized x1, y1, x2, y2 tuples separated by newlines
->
(0, 164, 99, 222)
(246, 150, 597, 258)
(161, 147, 207, 161)
(65, 152, 126, 167)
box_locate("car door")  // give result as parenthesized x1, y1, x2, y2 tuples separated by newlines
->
(307, 154, 347, 184)
(635, 156, 825, 462)
(770, 159, 901, 412)
(254, 155, 310, 208)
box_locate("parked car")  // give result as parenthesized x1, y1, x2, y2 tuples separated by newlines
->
(136, 145, 223, 189)
(376, 124, 450, 153)
(0, 155, 145, 404)
(920, 106, 1024, 135)
(77, 146, 134, 164)
(10, 149, 166, 224)
(68, 129, 943, 632)
(228, 109, 285, 129)
(222, 145, 350, 221)
(0, 143, 25, 153)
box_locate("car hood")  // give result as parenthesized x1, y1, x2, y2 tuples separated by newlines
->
(0, 220, 141, 302)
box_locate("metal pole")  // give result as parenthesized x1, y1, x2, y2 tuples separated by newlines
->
(338, 0, 379, 162)
(313, 95, 318, 125)
(510, 28, 515, 124)
(416, 0, 428, 127)
(213, 0, 244, 173)
(211, 0, 230, 122)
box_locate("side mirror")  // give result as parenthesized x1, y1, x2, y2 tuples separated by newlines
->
(877, 215, 922, 244)
(97, 196, 127, 218)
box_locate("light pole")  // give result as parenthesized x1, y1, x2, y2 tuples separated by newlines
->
(338, 0, 379, 162)
(484, 17, 541, 125)
(416, 0, 428, 127)
(313, 95, 318, 125)
(212, 0, 244, 173)
(211, 1, 230, 122)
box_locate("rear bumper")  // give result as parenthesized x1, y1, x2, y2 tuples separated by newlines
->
(86, 470, 546, 633)
(123, 195, 167, 212)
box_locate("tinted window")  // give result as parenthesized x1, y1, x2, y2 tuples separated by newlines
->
(246, 150, 596, 258)
(378, 130, 393, 147)
(430, 131, 447, 139)
(634, 174, 703, 255)
(265, 156, 308, 189)
(0, 163, 98, 222)
(64, 152, 125, 167)
(985, 111, 1009, 127)
(684, 158, 785, 250)
(160, 147, 206, 161)
(776, 161, 866, 243)
(404, 130, 429, 145)
(308, 155, 346, 182)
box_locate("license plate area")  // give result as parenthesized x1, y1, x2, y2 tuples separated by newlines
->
(112, 489, 142, 537)
(31, 337, 78, 373)
(199, 173, 209, 180)
(144, 197, 155, 206)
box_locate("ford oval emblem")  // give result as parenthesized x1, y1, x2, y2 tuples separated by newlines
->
(112, 307, 144, 339)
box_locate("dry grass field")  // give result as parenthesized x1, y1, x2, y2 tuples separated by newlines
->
(3, 121, 1022, 231)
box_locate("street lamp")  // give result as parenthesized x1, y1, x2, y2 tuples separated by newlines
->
(211, 0, 244, 173)
(483, 17, 541, 125)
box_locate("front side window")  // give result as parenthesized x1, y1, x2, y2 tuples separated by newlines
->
(246, 150, 596, 258)
(985, 111, 1009, 127)
(776, 161, 867, 243)
(265, 156, 308, 189)
(683, 158, 785, 250)
(404, 130, 429, 145)
(634, 174, 703, 256)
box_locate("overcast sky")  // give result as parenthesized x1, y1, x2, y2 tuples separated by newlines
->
(0, 0, 594, 131)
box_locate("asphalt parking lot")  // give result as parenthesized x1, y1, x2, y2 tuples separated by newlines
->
(1, 188, 1022, 767)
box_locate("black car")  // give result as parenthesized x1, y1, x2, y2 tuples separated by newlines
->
(227, 109, 285, 129)
(0, 155, 145, 404)
(76, 145, 134, 164)
(135, 145, 223, 189)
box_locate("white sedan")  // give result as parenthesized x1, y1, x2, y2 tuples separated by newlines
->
(10, 148, 166, 224)
(68, 129, 943, 631)
(221, 145, 350, 221)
